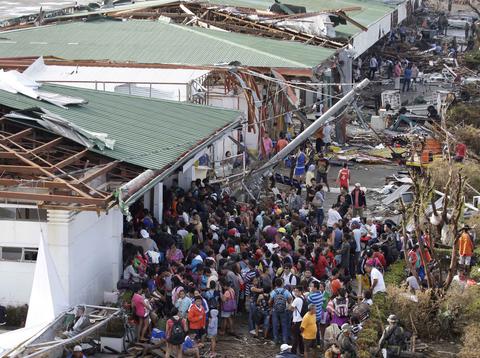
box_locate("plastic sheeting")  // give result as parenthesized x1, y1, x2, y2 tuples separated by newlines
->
(6, 108, 115, 150)
(0, 236, 68, 355)
(26, 235, 68, 328)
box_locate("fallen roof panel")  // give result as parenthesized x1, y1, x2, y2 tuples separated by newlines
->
(0, 83, 242, 170)
(0, 19, 335, 68)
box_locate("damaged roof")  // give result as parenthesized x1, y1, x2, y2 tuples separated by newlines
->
(0, 84, 241, 170)
(206, 0, 395, 37)
(0, 19, 334, 68)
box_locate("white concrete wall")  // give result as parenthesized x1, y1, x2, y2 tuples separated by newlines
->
(351, 0, 416, 58)
(0, 218, 46, 306)
(46, 209, 123, 306)
(208, 86, 259, 154)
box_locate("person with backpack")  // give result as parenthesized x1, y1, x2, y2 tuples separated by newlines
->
(269, 278, 293, 345)
(331, 288, 349, 327)
(165, 307, 188, 358)
(289, 285, 307, 356)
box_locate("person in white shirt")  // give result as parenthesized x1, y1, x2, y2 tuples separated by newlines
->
(369, 55, 378, 80)
(327, 204, 342, 228)
(281, 264, 298, 289)
(366, 218, 378, 240)
(322, 122, 333, 148)
(365, 263, 386, 295)
(289, 286, 306, 355)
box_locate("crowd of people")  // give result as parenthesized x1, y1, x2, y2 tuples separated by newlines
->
(118, 149, 443, 358)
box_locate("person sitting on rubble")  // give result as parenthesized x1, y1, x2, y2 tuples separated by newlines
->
(391, 107, 414, 131)
(377, 314, 407, 358)
(63, 306, 90, 338)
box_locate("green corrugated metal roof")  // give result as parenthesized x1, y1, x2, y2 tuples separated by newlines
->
(0, 84, 241, 170)
(206, 0, 395, 37)
(0, 19, 334, 68)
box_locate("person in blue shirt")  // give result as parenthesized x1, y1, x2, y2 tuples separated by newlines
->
(402, 64, 413, 92)
(182, 331, 202, 357)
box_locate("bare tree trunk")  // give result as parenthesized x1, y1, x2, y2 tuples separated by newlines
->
(400, 199, 421, 285)
(443, 173, 465, 290)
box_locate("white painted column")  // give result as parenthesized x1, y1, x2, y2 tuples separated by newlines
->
(153, 182, 163, 224)
(46, 210, 74, 304)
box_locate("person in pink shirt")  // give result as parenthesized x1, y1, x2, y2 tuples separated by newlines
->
(262, 133, 273, 159)
(393, 61, 402, 90)
(131, 283, 149, 342)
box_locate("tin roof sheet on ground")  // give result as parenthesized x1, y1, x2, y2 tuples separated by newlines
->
(206, 0, 395, 37)
(0, 84, 241, 170)
(0, 19, 334, 68)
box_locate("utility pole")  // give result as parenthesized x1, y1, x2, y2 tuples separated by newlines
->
(251, 78, 370, 177)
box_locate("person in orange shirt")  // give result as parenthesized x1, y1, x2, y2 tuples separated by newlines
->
(187, 296, 207, 340)
(459, 226, 474, 270)
(276, 132, 289, 153)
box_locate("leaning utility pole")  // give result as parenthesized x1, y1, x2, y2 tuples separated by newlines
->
(251, 78, 370, 177)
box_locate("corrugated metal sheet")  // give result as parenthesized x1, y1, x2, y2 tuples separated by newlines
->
(207, 0, 395, 36)
(0, 19, 334, 68)
(0, 84, 241, 170)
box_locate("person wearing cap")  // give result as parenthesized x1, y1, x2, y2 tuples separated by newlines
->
(67, 345, 86, 358)
(138, 228, 159, 252)
(338, 323, 357, 357)
(300, 303, 317, 358)
(275, 343, 298, 358)
(378, 314, 406, 357)
(351, 183, 366, 219)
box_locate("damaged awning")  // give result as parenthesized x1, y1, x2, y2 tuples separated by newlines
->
(6, 108, 115, 151)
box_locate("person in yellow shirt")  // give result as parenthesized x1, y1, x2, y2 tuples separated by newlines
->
(300, 304, 317, 358)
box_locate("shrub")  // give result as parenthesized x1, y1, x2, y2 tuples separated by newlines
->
(447, 102, 480, 128)
(464, 50, 480, 69)
(455, 125, 480, 156)
(458, 323, 480, 358)
(384, 261, 407, 286)
(428, 159, 480, 199)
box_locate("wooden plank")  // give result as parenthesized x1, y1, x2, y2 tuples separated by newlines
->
(75, 161, 120, 184)
(0, 178, 109, 195)
(51, 149, 89, 170)
(0, 128, 33, 144)
(30, 137, 63, 155)
(0, 165, 53, 174)
(0, 190, 109, 205)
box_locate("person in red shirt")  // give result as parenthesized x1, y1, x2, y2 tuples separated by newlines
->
(313, 247, 329, 280)
(454, 142, 466, 162)
(372, 246, 387, 269)
(337, 163, 350, 191)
